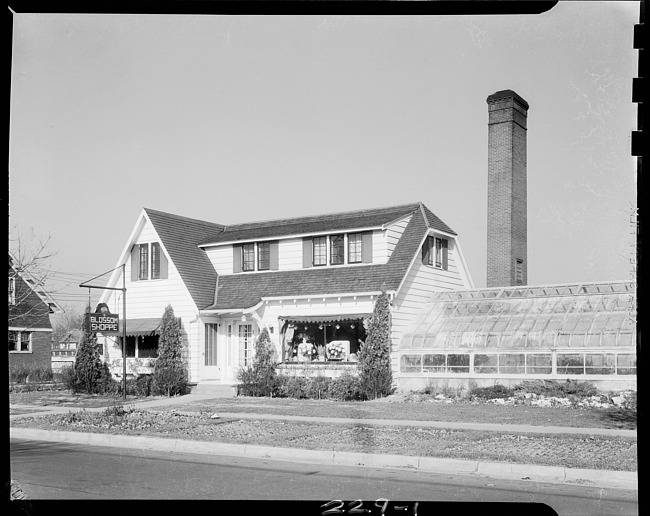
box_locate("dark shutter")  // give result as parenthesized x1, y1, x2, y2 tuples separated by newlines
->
(361, 232, 373, 263)
(233, 245, 242, 273)
(422, 237, 431, 265)
(270, 241, 279, 270)
(302, 238, 313, 268)
(160, 245, 168, 279)
(131, 245, 139, 281)
(442, 238, 448, 270)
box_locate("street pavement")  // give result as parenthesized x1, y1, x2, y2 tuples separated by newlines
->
(9, 393, 638, 491)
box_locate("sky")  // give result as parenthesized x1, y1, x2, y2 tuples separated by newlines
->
(9, 3, 639, 318)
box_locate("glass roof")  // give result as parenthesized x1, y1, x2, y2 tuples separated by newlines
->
(401, 281, 636, 350)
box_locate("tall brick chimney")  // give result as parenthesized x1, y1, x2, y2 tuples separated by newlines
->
(486, 90, 528, 287)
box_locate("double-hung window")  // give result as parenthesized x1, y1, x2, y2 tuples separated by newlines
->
(330, 235, 345, 265)
(258, 242, 270, 271)
(132, 243, 167, 281)
(8, 276, 15, 305)
(242, 244, 255, 272)
(8, 331, 31, 352)
(422, 236, 448, 270)
(348, 233, 363, 263)
(138, 244, 149, 280)
(313, 237, 327, 266)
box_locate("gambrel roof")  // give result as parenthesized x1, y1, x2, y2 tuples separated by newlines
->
(143, 202, 457, 311)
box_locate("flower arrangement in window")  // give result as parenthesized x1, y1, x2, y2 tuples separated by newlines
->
(297, 340, 316, 361)
(326, 341, 346, 360)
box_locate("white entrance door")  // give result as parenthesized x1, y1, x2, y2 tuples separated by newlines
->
(201, 323, 221, 381)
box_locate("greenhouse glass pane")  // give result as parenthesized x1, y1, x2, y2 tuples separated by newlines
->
(526, 354, 552, 374)
(411, 335, 425, 349)
(400, 355, 422, 372)
(474, 354, 497, 373)
(532, 315, 551, 332)
(545, 315, 565, 331)
(486, 334, 500, 347)
(526, 332, 544, 348)
(512, 332, 528, 349)
(492, 319, 509, 332)
(569, 333, 586, 347)
(542, 332, 557, 347)
(585, 333, 601, 347)
(461, 333, 475, 348)
(605, 315, 626, 331)
(518, 317, 536, 331)
(585, 354, 615, 375)
(560, 314, 580, 332)
(590, 314, 609, 332)
(557, 354, 584, 375)
(499, 353, 525, 374)
(616, 354, 636, 375)
(601, 333, 617, 347)
(422, 336, 438, 348)
(500, 333, 515, 348)
(448, 354, 470, 373)
(423, 354, 445, 372)
(472, 333, 488, 347)
(556, 333, 571, 348)
(574, 315, 595, 332)
(447, 333, 463, 347)
(618, 332, 634, 347)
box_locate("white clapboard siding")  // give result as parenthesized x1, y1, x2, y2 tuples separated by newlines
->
(386, 215, 412, 258)
(204, 245, 232, 276)
(279, 238, 304, 270)
(391, 246, 468, 353)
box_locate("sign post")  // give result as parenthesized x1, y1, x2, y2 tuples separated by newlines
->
(80, 264, 128, 400)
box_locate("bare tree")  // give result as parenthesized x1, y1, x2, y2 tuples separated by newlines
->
(8, 227, 62, 328)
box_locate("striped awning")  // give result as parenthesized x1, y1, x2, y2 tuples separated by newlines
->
(280, 314, 371, 324)
(117, 318, 162, 337)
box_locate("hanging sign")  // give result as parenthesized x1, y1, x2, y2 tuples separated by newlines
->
(88, 303, 119, 334)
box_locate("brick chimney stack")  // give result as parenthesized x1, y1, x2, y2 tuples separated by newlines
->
(486, 90, 528, 287)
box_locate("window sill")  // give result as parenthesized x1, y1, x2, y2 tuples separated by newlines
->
(9, 350, 33, 354)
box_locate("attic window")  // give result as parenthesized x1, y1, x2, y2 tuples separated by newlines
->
(131, 243, 168, 282)
(422, 236, 448, 270)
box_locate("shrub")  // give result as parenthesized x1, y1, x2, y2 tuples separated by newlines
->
(278, 375, 309, 399)
(9, 364, 33, 384)
(236, 328, 278, 397)
(60, 365, 77, 391)
(9, 364, 54, 384)
(72, 307, 113, 394)
(469, 383, 514, 400)
(329, 371, 366, 401)
(152, 305, 188, 397)
(357, 289, 394, 399)
(514, 379, 598, 398)
(306, 376, 333, 400)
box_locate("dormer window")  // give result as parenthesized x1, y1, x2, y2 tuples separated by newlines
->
(233, 241, 279, 273)
(422, 236, 448, 270)
(303, 232, 373, 268)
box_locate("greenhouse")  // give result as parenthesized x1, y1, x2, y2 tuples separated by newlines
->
(398, 281, 636, 390)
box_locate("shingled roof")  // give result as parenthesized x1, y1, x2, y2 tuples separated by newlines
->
(198, 202, 455, 246)
(144, 202, 454, 311)
(144, 209, 225, 310)
(205, 205, 433, 310)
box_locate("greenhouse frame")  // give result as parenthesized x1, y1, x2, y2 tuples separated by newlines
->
(398, 281, 636, 390)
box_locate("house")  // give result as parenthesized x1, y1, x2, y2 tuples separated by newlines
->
(97, 202, 474, 385)
(51, 329, 82, 373)
(8, 253, 63, 372)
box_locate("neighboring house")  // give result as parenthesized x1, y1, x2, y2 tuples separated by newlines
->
(97, 202, 474, 384)
(51, 329, 82, 373)
(8, 253, 63, 372)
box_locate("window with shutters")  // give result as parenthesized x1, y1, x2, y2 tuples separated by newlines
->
(132, 243, 168, 282)
(422, 235, 448, 270)
(233, 241, 279, 273)
(304, 232, 372, 268)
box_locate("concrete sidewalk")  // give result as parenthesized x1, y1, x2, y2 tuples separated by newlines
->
(9, 393, 638, 491)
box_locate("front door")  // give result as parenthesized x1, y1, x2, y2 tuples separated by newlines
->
(201, 323, 221, 381)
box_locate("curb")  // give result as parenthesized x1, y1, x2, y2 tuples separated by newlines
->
(10, 427, 637, 491)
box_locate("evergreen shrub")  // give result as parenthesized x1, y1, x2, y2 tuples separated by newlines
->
(469, 383, 514, 400)
(152, 305, 188, 397)
(357, 289, 394, 399)
(278, 376, 309, 398)
(328, 371, 366, 401)
(72, 307, 113, 394)
(236, 328, 278, 397)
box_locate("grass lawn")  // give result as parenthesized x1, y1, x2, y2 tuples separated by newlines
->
(9, 390, 164, 409)
(179, 396, 637, 430)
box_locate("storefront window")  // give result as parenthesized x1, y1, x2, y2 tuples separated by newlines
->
(282, 319, 367, 363)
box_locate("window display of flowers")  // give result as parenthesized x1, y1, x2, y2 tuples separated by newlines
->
(326, 341, 346, 360)
(297, 340, 316, 361)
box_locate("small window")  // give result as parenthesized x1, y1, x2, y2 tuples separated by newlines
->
(526, 354, 552, 374)
(474, 354, 498, 374)
(330, 235, 345, 265)
(151, 243, 162, 279)
(138, 244, 149, 280)
(313, 237, 327, 266)
(515, 259, 524, 285)
(8, 331, 31, 353)
(423, 354, 445, 372)
(499, 353, 525, 374)
(585, 354, 615, 375)
(258, 242, 270, 271)
(8, 331, 18, 352)
(242, 244, 255, 272)
(348, 233, 362, 263)
(422, 236, 448, 270)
